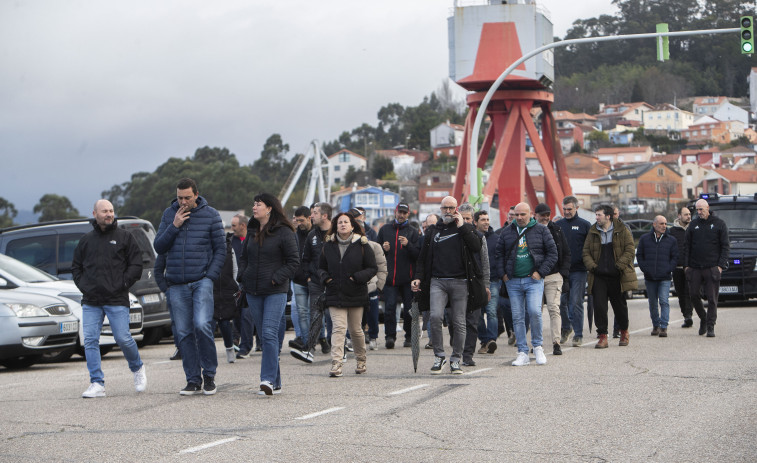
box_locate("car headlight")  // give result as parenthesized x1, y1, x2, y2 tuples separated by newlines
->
(59, 292, 83, 304)
(7, 303, 49, 318)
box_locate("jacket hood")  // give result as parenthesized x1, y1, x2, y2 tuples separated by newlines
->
(325, 233, 368, 244)
(673, 218, 690, 230)
(90, 217, 118, 233)
(170, 195, 209, 211)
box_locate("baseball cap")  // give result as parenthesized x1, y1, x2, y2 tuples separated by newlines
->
(397, 203, 410, 212)
(534, 203, 551, 215)
(348, 207, 362, 218)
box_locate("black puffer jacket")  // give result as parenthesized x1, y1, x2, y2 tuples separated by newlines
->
(302, 227, 328, 284)
(214, 233, 240, 320)
(317, 234, 377, 308)
(72, 219, 142, 307)
(377, 220, 420, 286)
(292, 226, 311, 286)
(238, 222, 299, 296)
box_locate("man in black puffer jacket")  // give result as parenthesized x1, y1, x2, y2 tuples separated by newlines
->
(73, 200, 145, 398)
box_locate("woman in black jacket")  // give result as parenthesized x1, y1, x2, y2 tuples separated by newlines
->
(318, 212, 377, 377)
(238, 193, 299, 395)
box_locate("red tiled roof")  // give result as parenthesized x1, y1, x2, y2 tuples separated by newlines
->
(714, 169, 757, 183)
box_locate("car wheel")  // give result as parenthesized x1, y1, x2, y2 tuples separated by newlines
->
(137, 327, 164, 347)
(41, 346, 76, 363)
(76, 344, 115, 358)
(0, 355, 42, 369)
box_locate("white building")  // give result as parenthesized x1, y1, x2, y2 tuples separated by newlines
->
(327, 149, 367, 186)
(430, 121, 464, 149)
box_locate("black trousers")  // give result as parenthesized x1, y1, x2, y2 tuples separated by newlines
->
(672, 267, 692, 319)
(463, 308, 481, 363)
(686, 267, 719, 326)
(592, 274, 628, 335)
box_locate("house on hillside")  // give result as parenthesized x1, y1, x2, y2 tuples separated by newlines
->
(716, 146, 756, 168)
(642, 104, 695, 133)
(681, 117, 744, 145)
(591, 162, 683, 213)
(330, 185, 399, 228)
(595, 146, 653, 166)
(375, 149, 429, 181)
(595, 102, 653, 130)
(430, 121, 465, 156)
(328, 149, 367, 187)
(693, 96, 749, 127)
(564, 153, 610, 209)
(697, 169, 757, 195)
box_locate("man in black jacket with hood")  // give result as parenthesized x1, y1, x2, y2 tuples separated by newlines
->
(377, 203, 420, 349)
(73, 199, 145, 398)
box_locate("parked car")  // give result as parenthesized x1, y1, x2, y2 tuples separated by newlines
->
(0, 217, 169, 345)
(0, 253, 143, 362)
(0, 291, 79, 369)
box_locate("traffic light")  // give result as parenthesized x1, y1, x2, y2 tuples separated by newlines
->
(741, 16, 754, 54)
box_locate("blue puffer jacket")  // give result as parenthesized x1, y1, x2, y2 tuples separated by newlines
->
(495, 221, 557, 280)
(636, 230, 678, 281)
(154, 196, 226, 285)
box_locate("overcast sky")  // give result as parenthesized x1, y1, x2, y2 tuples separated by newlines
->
(0, 0, 617, 215)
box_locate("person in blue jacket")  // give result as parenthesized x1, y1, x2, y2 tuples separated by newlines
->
(636, 216, 678, 337)
(154, 178, 226, 396)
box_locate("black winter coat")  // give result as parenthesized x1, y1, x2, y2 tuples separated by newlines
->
(214, 234, 240, 320)
(683, 214, 730, 269)
(238, 222, 299, 296)
(636, 230, 678, 281)
(72, 219, 142, 307)
(546, 221, 571, 278)
(317, 234, 377, 308)
(377, 220, 420, 286)
(292, 226, 311, 286)
(302, 227, 328, 285)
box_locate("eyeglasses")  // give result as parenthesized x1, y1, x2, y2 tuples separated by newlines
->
(440, 206, 455, 211)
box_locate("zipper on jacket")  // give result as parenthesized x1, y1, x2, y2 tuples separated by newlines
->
(392, 227, 399, 285)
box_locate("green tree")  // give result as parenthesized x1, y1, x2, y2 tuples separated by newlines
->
(34, 194, 81, 222)
(0, 197, 18, 228)
(371, 156, 394, 180)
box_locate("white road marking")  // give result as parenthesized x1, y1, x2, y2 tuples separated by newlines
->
(152, 360, 172, 365)
(462, 368, 492, 376)
(178, 437, 239, 454)
(388, 384, 429, 395)
(295, 407, 344, 420)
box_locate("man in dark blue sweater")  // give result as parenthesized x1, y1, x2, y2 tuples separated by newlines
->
(636, 216, 678, 337)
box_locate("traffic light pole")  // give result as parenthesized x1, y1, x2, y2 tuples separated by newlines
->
(469, 27, 740, 204)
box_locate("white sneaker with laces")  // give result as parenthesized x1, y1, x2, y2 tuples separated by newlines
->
(512, 351, 530, 367)
(134, 365, 147, 392)
(226, 347, 236, 363)
(534, 346, 547, 365)
(83, 382, 106, 398)
(368, 339, 377, 351)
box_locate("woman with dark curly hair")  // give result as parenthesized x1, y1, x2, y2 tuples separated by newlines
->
(238, 193, 299, 395)
(318, 212, 377, 377)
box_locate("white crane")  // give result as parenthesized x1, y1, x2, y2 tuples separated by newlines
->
(279, 140, 330, 207)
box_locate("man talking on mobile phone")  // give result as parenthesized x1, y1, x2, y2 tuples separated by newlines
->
(412, 196, 481, 375)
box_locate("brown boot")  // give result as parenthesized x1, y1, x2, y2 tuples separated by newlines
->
(619, 330, 630, 346)
(595, 334, 608, 349)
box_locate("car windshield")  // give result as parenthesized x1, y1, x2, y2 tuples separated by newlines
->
(712, 209, 757, 230)
(0, 253, 58, 283)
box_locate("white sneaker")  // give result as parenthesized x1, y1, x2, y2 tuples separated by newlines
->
(133, 365, 147, 392)
(226, 347, 236, 363)
(534, 346, 547, 365)
(512, 352, 530, 367)
(368, 339, 377, 351)
(82, 382, 106, 398)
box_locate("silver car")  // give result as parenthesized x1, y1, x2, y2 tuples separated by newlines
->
(0, 291, 79, 369)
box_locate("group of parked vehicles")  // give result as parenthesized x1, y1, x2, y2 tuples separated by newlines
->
(0, 217, 171, 369)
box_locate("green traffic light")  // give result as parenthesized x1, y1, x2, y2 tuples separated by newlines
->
(744, 42, 753, 53)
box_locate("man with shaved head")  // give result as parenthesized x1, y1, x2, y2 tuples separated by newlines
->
(496, 202, 557, 366)
(684, 198, 730, 337)
(636, 215, 678, 337)
(72, 199, 146, 398)
(413, 196, 482, 374)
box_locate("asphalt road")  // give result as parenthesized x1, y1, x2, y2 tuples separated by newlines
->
(1, 298, 756, 462)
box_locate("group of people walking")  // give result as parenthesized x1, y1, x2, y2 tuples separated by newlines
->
(72, 177, 729, 398)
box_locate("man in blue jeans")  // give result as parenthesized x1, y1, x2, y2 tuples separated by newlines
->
(474, 209, 501, 355)
(636, 216, 678, 337)
(496, 202, 557, 366)
(556, 196, 591, 347)
(72, 199, 145, 398)
(289, 206, 313, 351)
(154, 178, 226, 396)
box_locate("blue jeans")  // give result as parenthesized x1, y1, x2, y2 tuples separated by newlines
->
(559, 271, 587, 337)
(646, 279, 671, 329)
(293, 283, 309, 340)
(247, 293, 286, 388)
(478, 281, 500, 343)
(506, 277, 545, 354)
(83, 304, 142, 385)
(168, 278, 217, 385)
(214, 319, 234, 348)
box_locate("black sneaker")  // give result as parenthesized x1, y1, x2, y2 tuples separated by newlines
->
(706, 326, 715, 337)
(681, 318, 693, 328)
(553, 342, 562, 356)
(319, 338, 331, 354)
(450, 360, 463, 374)
(288, 337, 305, 350)
(385, 337, 395, 349)
(403, 340, 412, 348)
(612, 329, 620, 339)
(699, 320, 707, 335)
(236, 351, 250, 359)
(203, 376, 217, 395)
(180, 382, 202, 396)
(430, 356, 447, 374)
(170, 348, 181, 361)
(290, 348, 314, 363)
(462, 359, 476, 367)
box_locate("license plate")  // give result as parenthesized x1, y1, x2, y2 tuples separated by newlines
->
(60, 321, 78, 333)
(720, 286, 739, 294)
(142, 293, 160, 304)
(130, 311, 142, 323)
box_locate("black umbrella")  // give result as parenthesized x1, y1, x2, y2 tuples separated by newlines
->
(307, 291, 327, 352)
(587, 294, 594, 333)
(410, 294, 420, 373)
